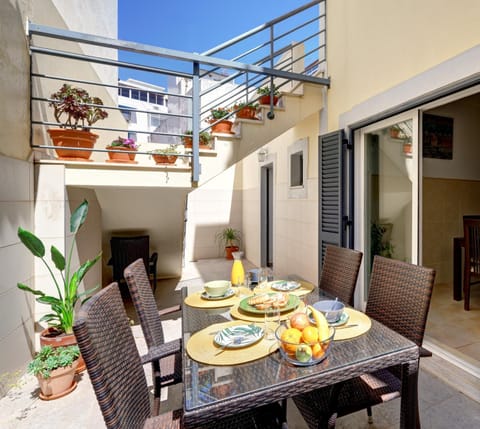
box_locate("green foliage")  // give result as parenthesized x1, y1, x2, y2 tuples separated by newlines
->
(257, 85, 280, 96)
(371, 222, 394, 261)
(234, 102, 259, 109)
(149, 144, 180, 155)
(182, 130, 212, 146)
(215, 227, 242, 248)
(17, 200, 101, 334)
(209, 107, 231, 120)
(49, 84, 108, 130)
(28, 345, 80, 379)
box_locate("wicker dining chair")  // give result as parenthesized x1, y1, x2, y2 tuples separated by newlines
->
(463, 217, 480, 310)
(123, 258, 182, 416)
(319, 245, 363, 306)
(293, 256, 435, 429)
(74, 283, 286, 429)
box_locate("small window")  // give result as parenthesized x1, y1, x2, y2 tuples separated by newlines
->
(139, 90, 148, 102)
(288, 138, 308, 198)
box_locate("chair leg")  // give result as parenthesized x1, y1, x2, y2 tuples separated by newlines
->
(367, 406, 373, 423)
(464, 273, 470, 311)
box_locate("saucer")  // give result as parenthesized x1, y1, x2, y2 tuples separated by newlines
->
(201, 289, 235, 301)
(308, 310, 349, 327)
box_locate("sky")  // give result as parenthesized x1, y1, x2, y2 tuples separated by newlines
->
(117, 0, 313, 86)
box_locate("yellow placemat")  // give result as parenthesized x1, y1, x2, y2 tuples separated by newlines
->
(333, 308, 371, 340)
(186, 321, 279, 366)
(230, 301, 306, 322)
(184, 287, 252, 308)
(254, 280, 315, 297)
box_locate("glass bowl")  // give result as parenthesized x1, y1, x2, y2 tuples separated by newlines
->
(275, 324, 335, 366)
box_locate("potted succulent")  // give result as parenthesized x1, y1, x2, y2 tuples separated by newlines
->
(208, 107, 234, 134)
(257, 85, 280, 106)
(181, 130, 212, 149)
(17, 200, 101, 372)
(215, 227, 242, 260)
(234, 102, 259, 120)
(150, 144, 180, 165)
(28, 345, 80, 400)
(47, 83, 108, 161)
(106, 136, 140, 164)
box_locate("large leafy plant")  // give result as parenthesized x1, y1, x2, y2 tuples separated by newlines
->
(17, 200, 101, 335)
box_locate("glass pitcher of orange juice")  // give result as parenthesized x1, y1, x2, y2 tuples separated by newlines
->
(231, 251, 245, 288)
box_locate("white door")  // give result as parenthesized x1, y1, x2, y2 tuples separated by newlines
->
(354, 111, 421, 306)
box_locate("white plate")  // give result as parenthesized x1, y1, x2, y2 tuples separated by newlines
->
(308, 310, 349, 327)
(270, 280, 301, 291)
(201, 289, 235, 301)
(214, 324, 264, 348)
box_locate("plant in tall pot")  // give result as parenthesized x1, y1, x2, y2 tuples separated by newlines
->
(215, 227, 242, 260)
(106, 136, 140, 164)
(28, 345, 80, 400)
(17, 200, 101, 373)
(47, 84, 108, 161)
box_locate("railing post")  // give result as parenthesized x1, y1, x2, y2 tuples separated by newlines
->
(191, 62, 200, 186)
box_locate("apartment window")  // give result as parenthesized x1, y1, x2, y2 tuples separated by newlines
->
(288, 138, 308, 198)
(139, 90, 148, 102)
(150, 113, 161, 128)
(119, 87, 130, 97)
(131, 89, 139, 100)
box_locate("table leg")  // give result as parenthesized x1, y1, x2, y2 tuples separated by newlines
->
(400, 359, 420, 429)
(453, 237, 463, 301)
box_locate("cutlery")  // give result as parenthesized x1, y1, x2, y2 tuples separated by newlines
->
(336, 324, 359, 329)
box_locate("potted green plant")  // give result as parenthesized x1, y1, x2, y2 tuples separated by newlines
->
(47, 83, 108, 161)
(150, 144, 180, 165)
(215, 227, 242, 260)
(28, 345, 80, 400)
(234, 102, 259, 120)
(181, 130, 212, 149)
(257, 85, 280, 106)
(208, 107, 234, 134)
(106, 136, 140, 164)
(17, 199, 101, 372)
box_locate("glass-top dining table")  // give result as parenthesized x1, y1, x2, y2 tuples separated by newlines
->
(181, 283, 419, 429)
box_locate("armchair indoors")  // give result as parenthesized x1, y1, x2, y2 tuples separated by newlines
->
(108, 235, 158, 295)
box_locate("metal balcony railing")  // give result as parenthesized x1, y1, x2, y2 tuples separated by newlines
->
(28, 0, 328, 186)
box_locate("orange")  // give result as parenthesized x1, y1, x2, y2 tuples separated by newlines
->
(280, 327, 302, 354)
(302, 326, 319, 344)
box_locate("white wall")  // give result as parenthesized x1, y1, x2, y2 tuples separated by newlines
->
(423, 95, 480, 181)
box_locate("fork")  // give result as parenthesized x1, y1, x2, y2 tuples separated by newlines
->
(214, 336, 244, 355)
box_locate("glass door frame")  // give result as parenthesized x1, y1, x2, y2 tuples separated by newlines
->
(353, 109, 421, 308)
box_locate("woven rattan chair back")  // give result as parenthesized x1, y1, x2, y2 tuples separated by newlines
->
(367, 255, 435, 348)
(73, 283, 151, 429)
(124, 258, 165, 347)
(319, 245, 363, 306)
(463, 217, 480, 310)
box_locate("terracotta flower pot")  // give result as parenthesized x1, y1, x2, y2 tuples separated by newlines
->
(259, 95, 279, 106)
(152, 154, 178, 165)
(236, 106, 258, 120)
(105, 146, 138, 164)
(47, 129, 98, 161)
(211, 120, 234, 134)
(225, 245, 239, 260)
(182, 137, 211, 150)
(40, 328, 86, 373)
(37, 359, 78, 400)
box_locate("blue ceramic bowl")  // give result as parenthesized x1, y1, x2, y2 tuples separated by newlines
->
(312, 300, 345, 323)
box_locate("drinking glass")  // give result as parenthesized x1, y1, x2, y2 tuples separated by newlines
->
(264, 305, 280, 340)
(258, 267, 269, 291)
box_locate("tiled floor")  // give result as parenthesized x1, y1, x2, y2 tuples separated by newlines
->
(425, 281, 480, 363)
(1, 259, 479, 428)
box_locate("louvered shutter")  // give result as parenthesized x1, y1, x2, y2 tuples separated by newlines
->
(318, 130, 352, 266)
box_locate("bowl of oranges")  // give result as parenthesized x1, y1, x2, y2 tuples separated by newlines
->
(275, 309, 335, 366)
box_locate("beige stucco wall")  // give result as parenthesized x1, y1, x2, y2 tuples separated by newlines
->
(326, 0, 480, 131)
(0, 0, 116, 394)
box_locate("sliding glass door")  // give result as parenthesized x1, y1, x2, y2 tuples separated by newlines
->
(355, 112, 420, 302)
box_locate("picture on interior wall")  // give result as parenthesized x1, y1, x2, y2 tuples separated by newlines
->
(423, 113, 453, 159)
